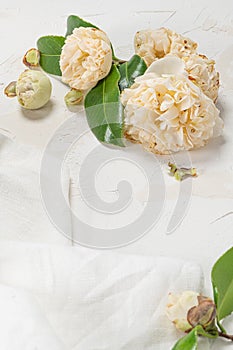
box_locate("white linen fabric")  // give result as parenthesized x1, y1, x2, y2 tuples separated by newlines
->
(0, 134, 206, 350)
(0, 242, 204, 350)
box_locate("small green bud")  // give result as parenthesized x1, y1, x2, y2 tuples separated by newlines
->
(16, 70, 52, 110)
(64, 89, 83, 106)
(168, 162, 197, 181)
(4, 81, 17, 97)
(23, 48, 40, 68)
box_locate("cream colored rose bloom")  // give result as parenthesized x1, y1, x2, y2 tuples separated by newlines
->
(121, 57, 223, 154)
(135, 28, 197, 66)
(166, 291, 199, 331)
(183, 54, 219, 101)
(60, 27, 112, 90)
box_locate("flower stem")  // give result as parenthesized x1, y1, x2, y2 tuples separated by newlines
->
(218, 332, 233, 341)
(217, 320, 226, 334)
(113, 59, 127, 65)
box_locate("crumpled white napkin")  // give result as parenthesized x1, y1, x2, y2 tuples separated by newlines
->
(0, 135, 206, 350)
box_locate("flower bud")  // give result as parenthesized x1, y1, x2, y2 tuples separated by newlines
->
(64, 89, 83, 106)
(166, 292, 217, 332)
(187, 296, 216, 328)
(16, 70, 52, 109)
(23, 48, 40, 68)
(4, 81, 17, 97)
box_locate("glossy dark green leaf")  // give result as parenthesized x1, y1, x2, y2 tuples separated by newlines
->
(37, 36, 65, 76)
(66, 14, 98, 36)
(212, 247, 233, 320)
(172, 328, 198, 350)
(84, 65, 124, 147)
(118, 55, 147, 91)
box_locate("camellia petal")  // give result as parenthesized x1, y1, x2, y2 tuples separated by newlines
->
(166, 291, 199, 332)
(60, 27, 112, 91)
(135, 28, 197, 66)
(183, 54, 220, 101)
(135, 29, 219, 101)
(121, 61, 223, 154)
(146, 56, 187, 77)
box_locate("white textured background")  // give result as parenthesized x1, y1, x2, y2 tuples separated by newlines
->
(1, 0, 233, 347)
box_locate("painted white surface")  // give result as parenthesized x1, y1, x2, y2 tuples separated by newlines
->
(1, 0, 233, 347)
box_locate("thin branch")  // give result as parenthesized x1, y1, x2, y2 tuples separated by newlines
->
(218, 332, 233, 341)
(113, 59, 127, 65)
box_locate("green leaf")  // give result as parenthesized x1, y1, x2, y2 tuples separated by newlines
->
(66, 14, 98, 36)
(118, 55, 147, 91)
(84, 65, 124, 147)
(172, 328, 198, 350)
(37, 36, 65, 76)
(212, 247, 233, 321)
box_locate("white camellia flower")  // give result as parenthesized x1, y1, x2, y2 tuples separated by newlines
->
(121, 57, 223, 154)
(134, 28, 219, 101)
(183, 54, 220, 101)
(135, 28, 197, 66)
(166, 291, 199, 331)
(60, 27, 112, 91)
